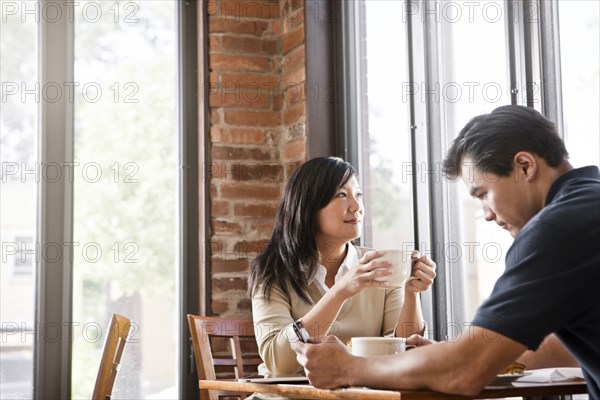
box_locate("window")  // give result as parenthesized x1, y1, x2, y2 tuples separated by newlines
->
(340, 0, 599, 338)
(345, 1, 415, 253)
(1, 2, 199, 398)
(1, 9, 38, 397)
(438, 0, 514, 323)
(559, 0, 600, 168)
(13, 236, 34, 273)
(71, 2, 178, 398)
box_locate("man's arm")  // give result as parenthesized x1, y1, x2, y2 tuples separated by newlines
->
(517, 334, 579, 368)
(293, 326, 527, 396)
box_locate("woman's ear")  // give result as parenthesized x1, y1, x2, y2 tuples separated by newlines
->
(514, 152, 538, 182)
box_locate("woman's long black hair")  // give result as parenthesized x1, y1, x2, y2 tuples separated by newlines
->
(248, 157, 357, 304)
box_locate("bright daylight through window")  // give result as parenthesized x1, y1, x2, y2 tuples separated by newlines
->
(1, 1, 180, 398)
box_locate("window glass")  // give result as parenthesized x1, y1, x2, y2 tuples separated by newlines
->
(440, 1, 514, 322)
(559, 1, 600, 167)
(356, 0, 415, 251)
(0, 10, 38, 399)
(71, 2, 178, 398)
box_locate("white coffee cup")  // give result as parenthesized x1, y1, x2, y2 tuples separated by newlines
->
(350, 337, 406, 357)
(374, 249, 415, 288)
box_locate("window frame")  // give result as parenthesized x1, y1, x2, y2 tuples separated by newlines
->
(319, 0, 567, 341)
(31, 2, 199, 398)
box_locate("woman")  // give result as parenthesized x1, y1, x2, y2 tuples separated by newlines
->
(249, 157, 436, 374)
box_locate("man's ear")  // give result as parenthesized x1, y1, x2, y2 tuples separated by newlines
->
(514, 152, 538, 182)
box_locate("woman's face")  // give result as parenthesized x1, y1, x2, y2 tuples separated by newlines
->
(315, 176, 364, 247)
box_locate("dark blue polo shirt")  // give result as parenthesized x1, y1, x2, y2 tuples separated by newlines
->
(473, 166, 600, 399)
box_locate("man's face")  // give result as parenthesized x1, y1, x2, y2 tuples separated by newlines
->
(461, 158, 541, 238)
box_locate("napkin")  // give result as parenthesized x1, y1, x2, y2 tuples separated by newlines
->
(516, 368, 584, 383)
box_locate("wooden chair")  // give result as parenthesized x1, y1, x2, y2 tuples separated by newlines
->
(187, 315, 262, 400)
(92, 313, 133, 400)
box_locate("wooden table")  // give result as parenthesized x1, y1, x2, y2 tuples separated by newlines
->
(200, 379, 588, 399)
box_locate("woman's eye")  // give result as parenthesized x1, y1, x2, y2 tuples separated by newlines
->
(356, 192, 363, 198)
(336, 192, 347, 198)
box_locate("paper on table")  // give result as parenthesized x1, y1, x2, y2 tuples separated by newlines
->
(516, 368, 584, 383)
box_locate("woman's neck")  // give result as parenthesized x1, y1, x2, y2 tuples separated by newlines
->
(318, 241, 348, 275)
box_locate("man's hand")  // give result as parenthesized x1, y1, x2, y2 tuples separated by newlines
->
(291, 336, 357, 389)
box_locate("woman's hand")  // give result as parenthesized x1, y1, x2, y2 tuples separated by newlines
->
(405, 251, 436, 293)
(331, 251, 393, 300)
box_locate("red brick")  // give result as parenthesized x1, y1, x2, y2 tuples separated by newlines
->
(282, 65, 305, 89)
(234, 240, 268, 255)
(282, 80, 305, 105)
(220, 183, 281, 200)
(219, 0, 280, 20)
(224, 110, 281, 127)
(284, 137, 306, 161)
(212, 258, 249, 273)
(234, 203, 278, 217)
(271, 19, 283, 36)
(206, 240, 226, 259)
(248, 222, 276, 236)
(284, 9, 304, 32)
(212, 220, 243, 235)
(211, 127, 267, 144)
(231, 163, 284, 182)
(283, 102, 305, 125)
(234, 128, 267, 144)
(212, 145, 272, 161)
(210, 53, 271, 72)
(206, 160, 225, 181)
(284, 46, 305, 75)
(208, 18, 268, 36)
(209, 89, 270, 108)
(282, 27, 305, 54)
(221, 73, 279, 89)
(210, 110, 222, 124)
(273, 91, 284, 110)
(211, 298, 230, 314)
(285, 161, 303, 179)
(221, 36, 278, 55)
(209, 35, 220, 50)
(211, 200, 230, 216)
(289, 0, 303, 12)
(237, 298, 252, 311)
(212, 277, 248, 292)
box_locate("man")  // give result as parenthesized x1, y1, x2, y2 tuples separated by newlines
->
(291, 105, 600, 398)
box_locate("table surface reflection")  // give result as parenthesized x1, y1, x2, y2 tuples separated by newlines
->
(200, 378, 587, 399)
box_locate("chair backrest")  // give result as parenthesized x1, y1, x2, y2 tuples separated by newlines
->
(92, 313, 132, 400)
(187, 315, 262, 400)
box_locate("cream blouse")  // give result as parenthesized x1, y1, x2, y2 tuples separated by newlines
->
(251, 245, 405, 375)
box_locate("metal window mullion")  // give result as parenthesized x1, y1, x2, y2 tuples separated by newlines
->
(179, 1, 200, 399)
(538, 0, 564, 136)
(523, 0, 536, 108)
(404, 0, 437, 336)
(422, 6, 449, 341)
(506, 0, 529, 106)
(35, 3, 74, 399)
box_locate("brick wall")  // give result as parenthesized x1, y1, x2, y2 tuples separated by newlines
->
(206, 0, 306, 317)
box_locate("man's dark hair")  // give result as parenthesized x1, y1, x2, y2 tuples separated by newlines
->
(443, 105, 568, 179)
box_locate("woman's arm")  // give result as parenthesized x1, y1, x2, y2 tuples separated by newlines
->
(299, 250, 394, 338)
(252, 285, 304, 374)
